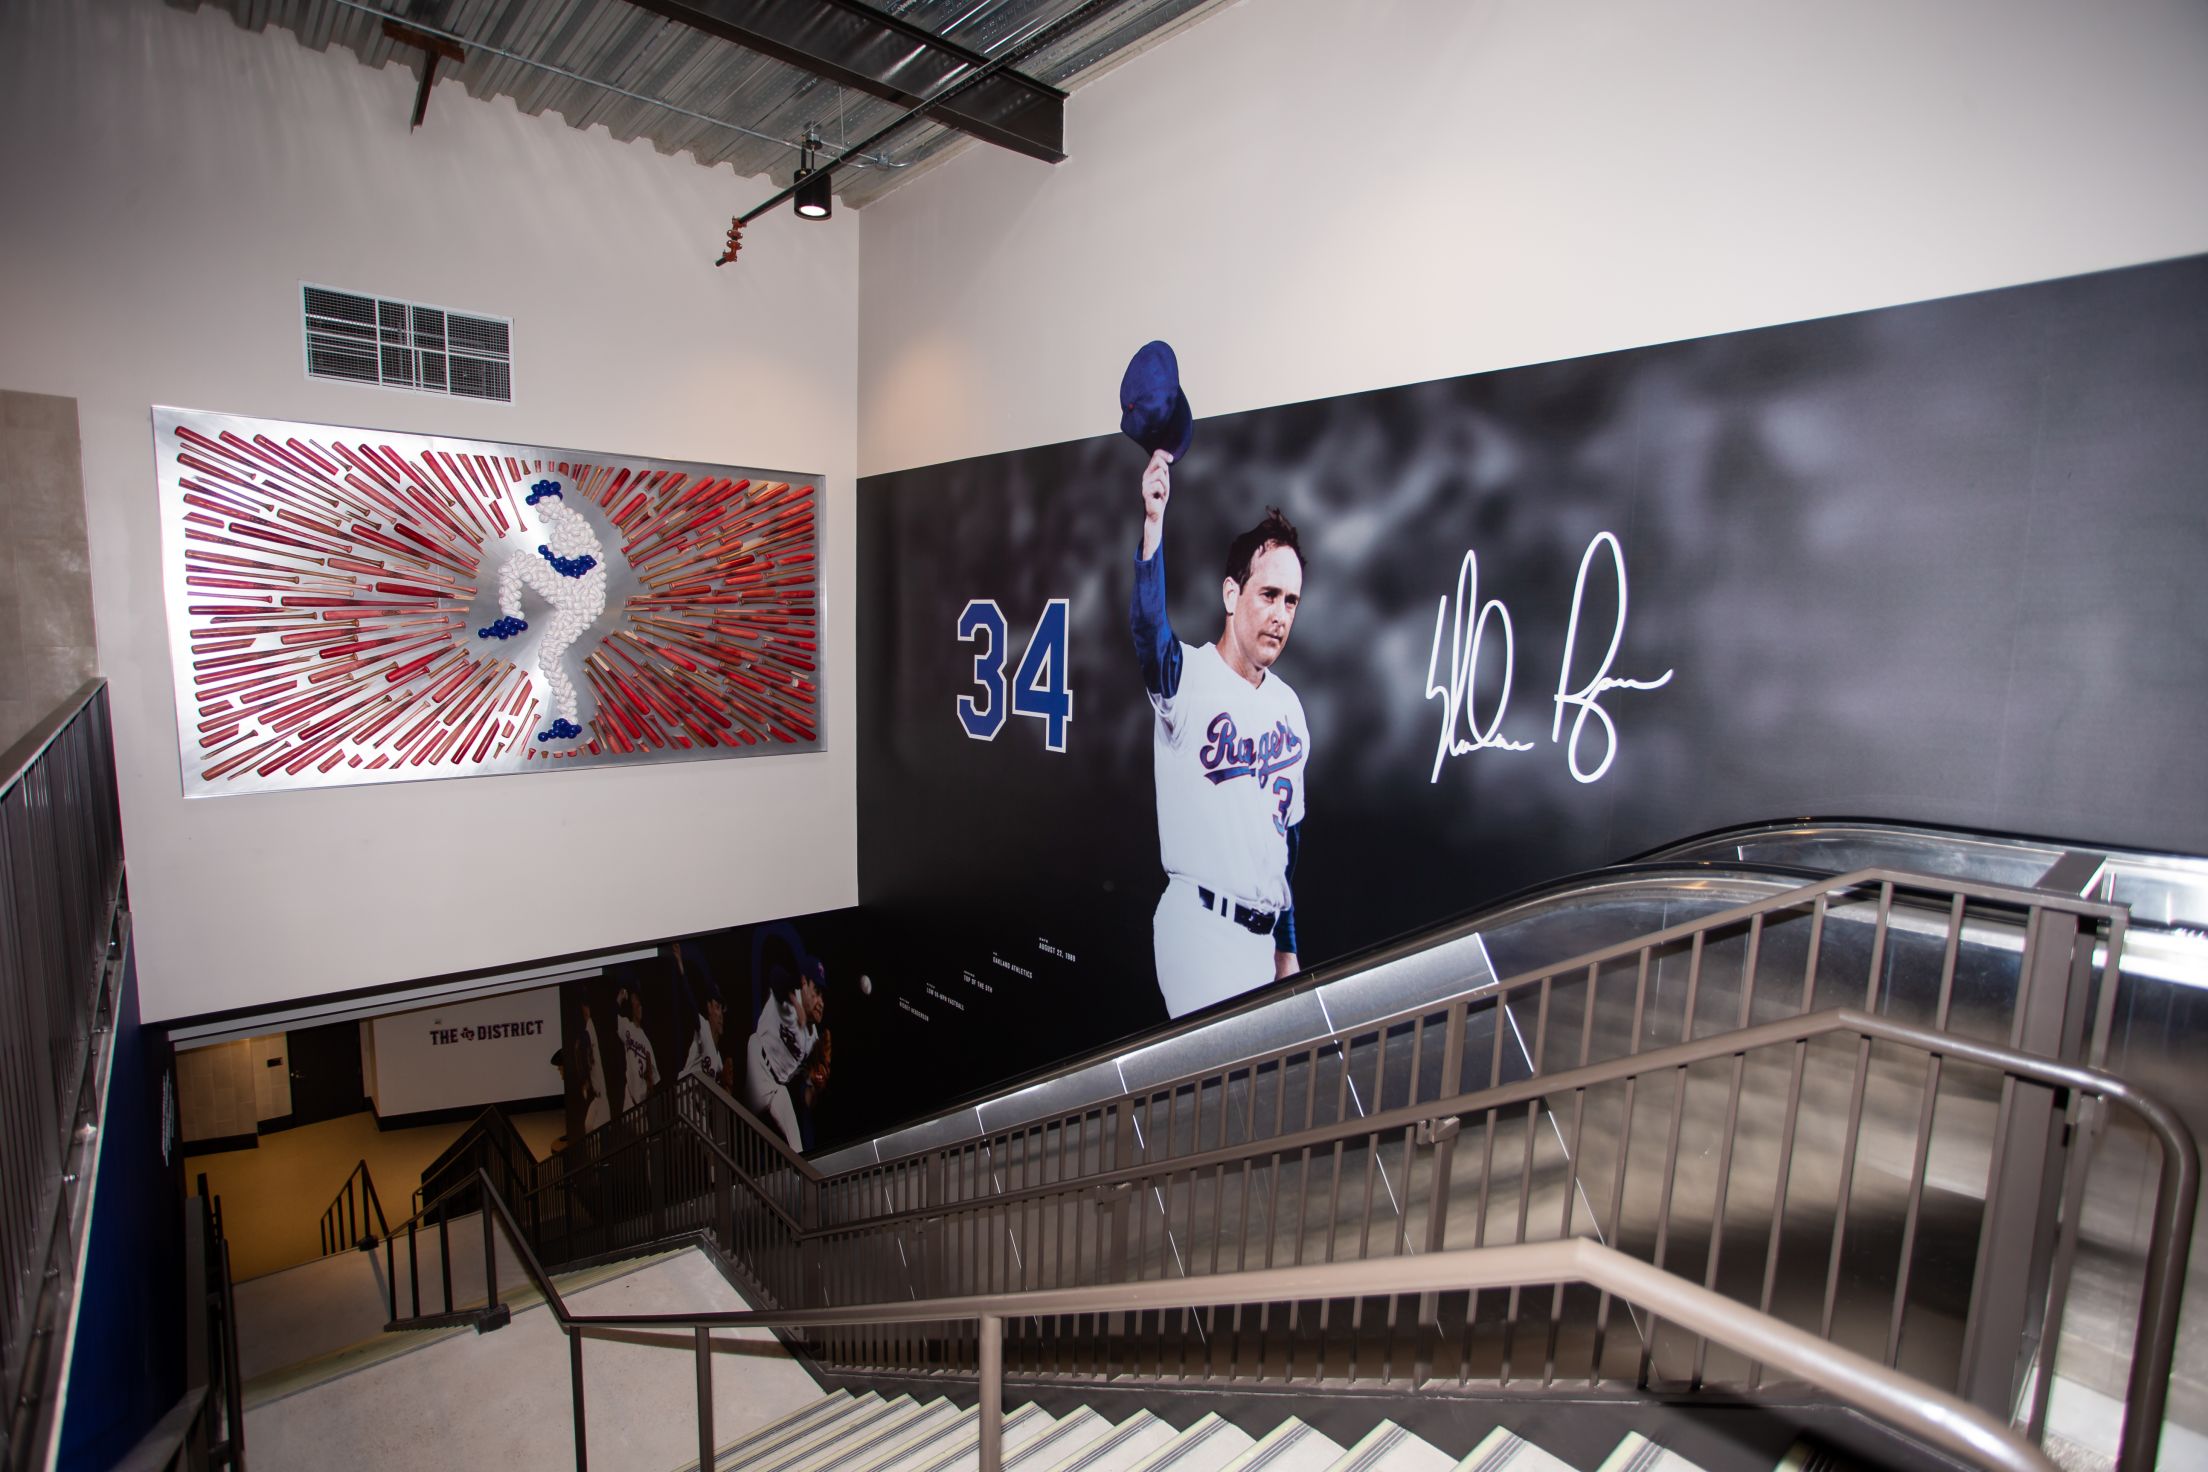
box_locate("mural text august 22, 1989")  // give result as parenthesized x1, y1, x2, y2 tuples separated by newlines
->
(1424, 531, 1673, 785)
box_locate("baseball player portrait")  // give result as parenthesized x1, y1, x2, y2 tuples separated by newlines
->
(614, 983, 660, 1114)
(742, 929, 833, 1153)
(1122, 341, 1311, 1019)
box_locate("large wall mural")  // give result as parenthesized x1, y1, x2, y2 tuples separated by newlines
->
(555, 908, 876, 1155)
(838, 253, 2208, 1149)
(152, 409, 820, 795)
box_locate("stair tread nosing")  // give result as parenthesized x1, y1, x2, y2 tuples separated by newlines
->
(1123, 1413, 1258, 1472)
(1452, 1428, 1576, 1472)
(802, 1401, 965, 1472)
(1326, 1422, 1455, 1472)
(1593, 1434, 1708, 1472)
(863, 1401, 1062, 1472)
(748, 1396, 928, 1472)
(680, 1390, 854, 1472)
(1035, 1410, 1178, 1472)
(695, 1391, 879, 1472)
(1216, 1420, 1347, 1472)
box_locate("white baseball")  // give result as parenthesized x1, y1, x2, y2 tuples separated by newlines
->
(858, 974, 873, 996)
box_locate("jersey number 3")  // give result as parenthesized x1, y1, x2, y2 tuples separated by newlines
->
(957, 598, 1073, 752)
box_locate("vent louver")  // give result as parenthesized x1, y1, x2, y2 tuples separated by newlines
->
(302, 284, 512, 403)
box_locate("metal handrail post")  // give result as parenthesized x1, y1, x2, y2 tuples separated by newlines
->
(569, 1329, 588, 1472)
(483, 1204, 499, 1310)
(1960, 904, 2084, 1416)
(2122, 1087, 2200, 1470)
(977, 1312, 1003, 1472)
(694, 1327, 714, 1472)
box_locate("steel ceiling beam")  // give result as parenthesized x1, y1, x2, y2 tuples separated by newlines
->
(621, 0, 1067, 164)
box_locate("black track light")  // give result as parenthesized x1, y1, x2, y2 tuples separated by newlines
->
(794, 129, 832, 221)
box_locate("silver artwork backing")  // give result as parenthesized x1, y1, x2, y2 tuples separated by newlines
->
(153, 406, 824, 797)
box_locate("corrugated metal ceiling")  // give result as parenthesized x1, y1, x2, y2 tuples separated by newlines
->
(171, 0, 1230, 208)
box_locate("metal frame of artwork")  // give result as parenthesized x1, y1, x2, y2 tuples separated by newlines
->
(152, 407, 822, 797)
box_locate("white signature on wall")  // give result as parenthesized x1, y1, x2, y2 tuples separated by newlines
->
(1423, 531, 1674, 785)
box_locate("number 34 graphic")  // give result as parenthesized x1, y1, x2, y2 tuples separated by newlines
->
(957, 598, 1073, 752)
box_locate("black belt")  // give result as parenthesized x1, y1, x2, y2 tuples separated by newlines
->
(1198, 886, 1276, 936)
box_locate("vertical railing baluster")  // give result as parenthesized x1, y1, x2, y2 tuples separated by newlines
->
(1692, 914, 1763, 1388)
(1639, 931, 1707, 1389)
(1749, 892, 1827, 1392)
(1590, 946, 1652, 1386)
(1546, 961, 1601, 1384)
(1884, 893, 1967, 1370)
(1819, 1025, 1877, 1344)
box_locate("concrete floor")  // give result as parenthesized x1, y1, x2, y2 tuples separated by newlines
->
(244, 1247, 824, 1471)
(187, 1107, 563, 1282)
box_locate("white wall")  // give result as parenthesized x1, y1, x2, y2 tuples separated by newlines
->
(0, 0, 859, 1021)
(365, 986, 561, 1118)
(857, 0, 2208, 475)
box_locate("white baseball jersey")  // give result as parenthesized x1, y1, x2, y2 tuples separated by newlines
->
(617, 1013, 657, 1112)
(1151, 641, 1308, 912)
(748, 996, 816, 1088)
(681, 1013, 723, 1081)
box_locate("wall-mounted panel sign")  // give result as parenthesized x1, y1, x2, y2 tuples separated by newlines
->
(152, 408, 821, 795)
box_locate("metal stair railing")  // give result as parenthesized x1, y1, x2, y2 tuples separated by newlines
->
(119, 1180, 247, 1472)
(317, 1160, 391, 1256)
(821, 865, 2131, 1226)
(397, 1159, 2063, 1472)
(790, 867, 2134, 1425)
(439, 1000, 2192, 1471)
(0, 680, 127, 1472)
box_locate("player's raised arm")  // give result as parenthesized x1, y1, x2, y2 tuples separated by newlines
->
(1139, 447, 1171, 561)
(1129, 449, 1185, 708)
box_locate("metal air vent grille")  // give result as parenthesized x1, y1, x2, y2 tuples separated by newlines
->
(302, 284, 512, 402)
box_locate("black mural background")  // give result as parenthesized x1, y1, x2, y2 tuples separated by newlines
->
(820, 254, 2208, 1152)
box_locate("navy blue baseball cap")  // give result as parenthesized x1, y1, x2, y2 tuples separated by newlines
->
(1120, 340, 1193, 462)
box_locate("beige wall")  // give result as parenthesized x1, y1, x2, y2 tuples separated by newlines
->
(0, 0, 860, 1022)
(0, 391, 95, 751)
(857, 0, 2208, 475)
(175, 1032, 290, 1142)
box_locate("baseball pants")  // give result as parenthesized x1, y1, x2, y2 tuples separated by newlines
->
(1153, 876, 1276, 1019)
(744, 1037, 806, 1153)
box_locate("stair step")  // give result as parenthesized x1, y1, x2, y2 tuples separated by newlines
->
(827, 1400, 965, 1472)
(871, 1401, 1062, 1472)
(1326, 1423, 1454, 1472)
(1594, 1434, 1706, 1472)
(1036, 1410, 1177, 1472)
(696, 1391, 884, 1472)
(1123, 1413, 1257, 1472)
(749, 1395, 927, 1472)
(1218, 1420, 1347, 1472)
(1453, 1428, 1575, 1472)
(860, 1406, 985, 1472)
(706, 1391, 856, 1468)
(1005, 1407, 1114, 1472)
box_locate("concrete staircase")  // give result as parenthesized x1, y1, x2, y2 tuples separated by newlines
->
(677, 1390, 1735, 1472)
(232, 1239, 1816, 1472)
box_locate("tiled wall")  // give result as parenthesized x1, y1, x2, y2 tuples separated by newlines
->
(0, 390, 96, 751)
(176, 1033, 292, 1143)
